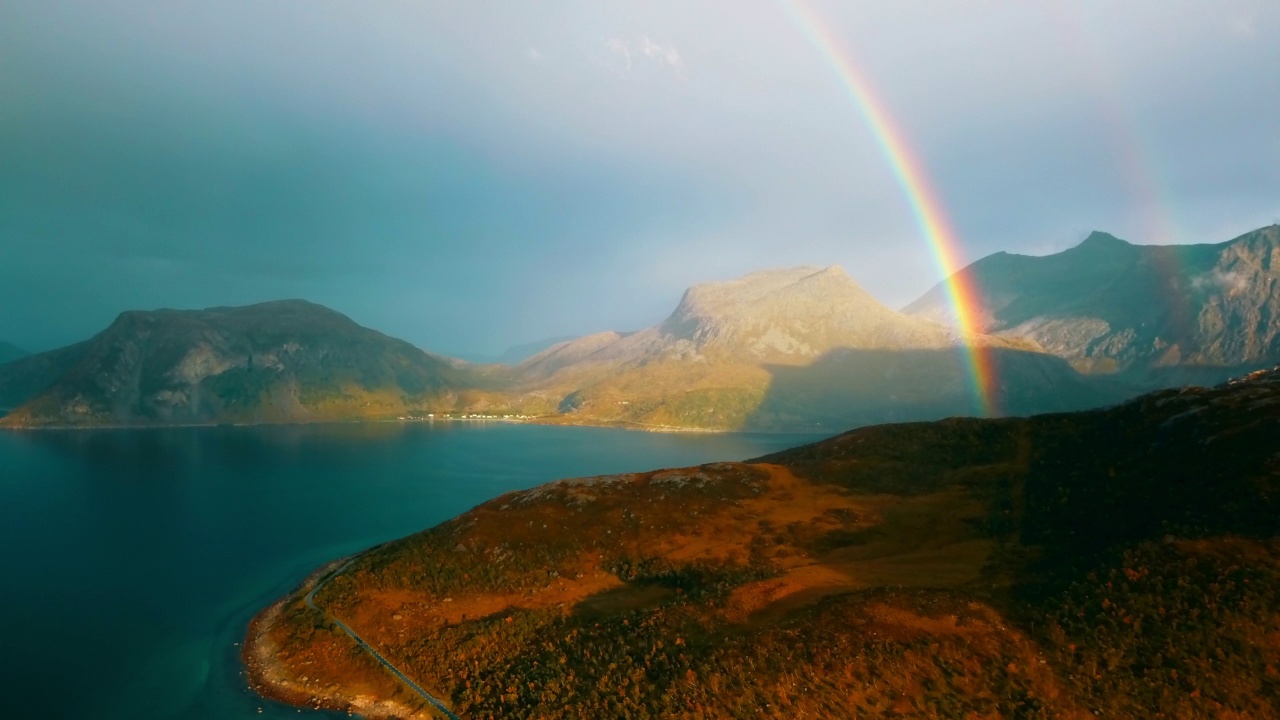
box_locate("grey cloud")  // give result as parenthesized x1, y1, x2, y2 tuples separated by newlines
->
(0, 0, 1276, 355)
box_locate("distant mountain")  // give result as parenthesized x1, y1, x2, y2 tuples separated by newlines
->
(0, 300, 472, 427)
(248, 365, 1280, 719)
(905, 225, 1280, 382)
(513, 266, 1120, 430)
(516, 331, 635, 381)
(436, 338, 580, 367)
(495, 336, 580, 365)
(0, 342, 28, 365)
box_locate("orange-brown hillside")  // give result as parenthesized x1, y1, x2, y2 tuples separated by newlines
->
(247, 367, 1280, 719)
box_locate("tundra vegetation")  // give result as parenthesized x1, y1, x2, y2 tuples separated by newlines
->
(249, 367, 1280, 719)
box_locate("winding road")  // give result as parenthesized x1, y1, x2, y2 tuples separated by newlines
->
(305, 559, 462, 720)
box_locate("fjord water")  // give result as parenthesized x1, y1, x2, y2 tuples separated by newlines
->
(0, 423, 823, 719)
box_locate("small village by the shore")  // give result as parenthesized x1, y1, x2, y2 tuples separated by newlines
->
(395, 412, 536, 423)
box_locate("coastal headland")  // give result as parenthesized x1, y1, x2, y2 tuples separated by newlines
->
(245, 367, 1280, 718)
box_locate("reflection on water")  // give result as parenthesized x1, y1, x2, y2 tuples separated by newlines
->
(0, 423, 824, 719)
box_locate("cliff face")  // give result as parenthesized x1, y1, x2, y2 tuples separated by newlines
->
(906, 225, 1280, 377)
(514, 266, 1115, 430)
(0, 300, 467, 427)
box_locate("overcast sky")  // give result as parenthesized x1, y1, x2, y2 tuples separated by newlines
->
(2, 0, 1277, 356)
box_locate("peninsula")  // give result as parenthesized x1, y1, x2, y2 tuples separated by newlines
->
(246, 365, 1280, 718)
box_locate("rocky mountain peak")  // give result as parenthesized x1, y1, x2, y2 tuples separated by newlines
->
(660, 266, 881, 341)
(643, 265, 962, 360)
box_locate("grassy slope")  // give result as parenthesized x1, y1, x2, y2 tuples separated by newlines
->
(249, 367, 1280, 718)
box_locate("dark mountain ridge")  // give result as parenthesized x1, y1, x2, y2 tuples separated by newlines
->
(0, 342, 89, 412)
(906, 225, 1280, 379)
(0, 300, 470, 427)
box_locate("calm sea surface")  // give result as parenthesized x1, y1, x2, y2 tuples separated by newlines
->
(0, 422, 824, 719)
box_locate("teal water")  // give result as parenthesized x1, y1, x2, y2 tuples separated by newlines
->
(0, 422, 823, 719)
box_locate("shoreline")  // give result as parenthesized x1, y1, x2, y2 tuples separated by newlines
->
(0, 415, 828, 436)
(241, 555, 440, 720)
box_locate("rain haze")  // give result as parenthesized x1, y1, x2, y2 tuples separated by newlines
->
(2, 0, 1277, 357)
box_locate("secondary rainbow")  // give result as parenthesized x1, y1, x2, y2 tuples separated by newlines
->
(781, 0, 998, 416)
(1048, 2, 1194, 331)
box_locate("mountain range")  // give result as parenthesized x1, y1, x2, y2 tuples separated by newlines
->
(246, 363, 1280, 719)
(508, 265, 1112, 430)
(4, 224, 1279, 429)
(906, 224, 1280, 384)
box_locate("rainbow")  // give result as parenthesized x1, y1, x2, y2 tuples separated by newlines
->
(1047, 3, 1194, 332)
(1047, 2, 1182, 248)
(780, 0, 998, 417)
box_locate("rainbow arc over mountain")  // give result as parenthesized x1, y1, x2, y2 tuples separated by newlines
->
(782, 0, 998, 416)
